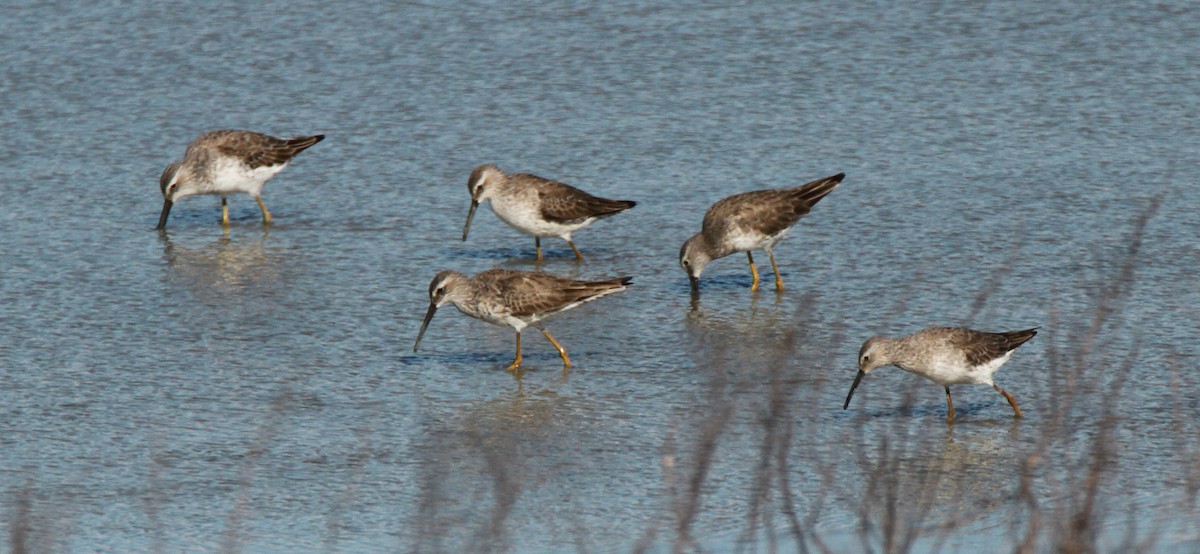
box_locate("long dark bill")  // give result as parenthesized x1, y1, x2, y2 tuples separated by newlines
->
(688, 274, 699, 293)
(843, 370, 866, 410)
(155, 199, 173, 230)
(413, 303, 439, 352)
(462, 200, 479, 241)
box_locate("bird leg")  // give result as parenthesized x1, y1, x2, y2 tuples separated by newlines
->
(568, 240, 584, 262)
(505, 332, 523, 372)
(540, 328, 572, 370)
(747, 252, 760, 291)
(945, 387, 955, 423)
(535, 237, 542, 261)
(767, 249, 784, 291)
(994, 384, 1023, 418)
(220, 196, 230, 226)
(255, 195, 272, 225)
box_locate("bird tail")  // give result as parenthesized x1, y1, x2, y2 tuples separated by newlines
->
(791, 173, 845, 208)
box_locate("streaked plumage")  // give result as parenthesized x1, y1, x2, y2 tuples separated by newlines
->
(843, 327, 1038, 422)
(680, 173, 845, 291)
(157, 130, 324, 229)
(413, 269, 632, 371)
(462, 164, 636, 261)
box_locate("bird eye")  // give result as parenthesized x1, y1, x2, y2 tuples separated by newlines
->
(682, 259, 690, 267)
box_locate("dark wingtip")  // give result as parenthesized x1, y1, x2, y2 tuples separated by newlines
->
(599, 198, 636, 215)
(287, 134, 325, 151)
(1005, 328, 1040, 349)
(794, 172, 847, 206)
(619, 276, 633, 286)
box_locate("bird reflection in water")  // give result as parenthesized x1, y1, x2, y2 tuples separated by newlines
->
(160, 230, 289, 302)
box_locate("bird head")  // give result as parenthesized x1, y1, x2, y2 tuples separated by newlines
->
(463, 164, 503, 241)
(679, 234, 711, 291)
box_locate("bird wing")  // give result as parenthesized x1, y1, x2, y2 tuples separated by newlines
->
(948, 328, 1038, 366)
(700, 173, 844, 242)
(701, 189, 800, 241)
(788, 173, 845, 209)
(478, 270, 629, 319)
(213, 131, 325, 169)
(499, 174, 636, 224)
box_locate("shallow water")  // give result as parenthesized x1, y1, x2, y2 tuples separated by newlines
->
(2, 0, 1199, 551)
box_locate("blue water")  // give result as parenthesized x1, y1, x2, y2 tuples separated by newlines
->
(2, 0, 1198, 551)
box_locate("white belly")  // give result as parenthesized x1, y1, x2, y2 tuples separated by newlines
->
(729, 227, 788, 252)
(906, 351, 1012, 386)
(489, 197, 586, 239)
(203, 158, 287, 197)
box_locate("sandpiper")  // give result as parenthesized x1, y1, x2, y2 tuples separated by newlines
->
(413, 268, 632, 371)
(679, 173, 845, 292)
(461, 164, 636, 261)
(156, 130, 324, 229)
(843, 327, 1038, 422)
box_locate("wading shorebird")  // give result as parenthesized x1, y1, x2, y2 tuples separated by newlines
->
(679, 173, 845, 292)
(157, 130, 324, 229)
(461, 164, 636, 261)
(413, 269, 632, 372)
(843, 327, 1038, 422)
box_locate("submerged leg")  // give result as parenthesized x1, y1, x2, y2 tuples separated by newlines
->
(535, 237, 542, 261)
(747, 251, 761, 291)
(220, 196, 230, 226)
(767, 249, 784, 291)
(994, 384, 1023, 418)
(254, 195, 272, 225)
(945, 387, 955, 422)
(505, 332, 523, 372)
(540, 328, 572, 369)
(568, 240, 584, 262)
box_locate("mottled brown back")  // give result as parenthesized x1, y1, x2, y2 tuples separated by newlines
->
(209, 131, 325, 169)
(474, 269, 631, 318)
(701, 173, 845, 241)
(948, 327, 1038, 366)
(494, 173, 636, 224)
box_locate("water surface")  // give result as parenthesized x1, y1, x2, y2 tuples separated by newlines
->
(1, 0, 1198, 551)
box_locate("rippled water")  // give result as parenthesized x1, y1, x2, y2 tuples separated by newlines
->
(2, 0, 1198, 551)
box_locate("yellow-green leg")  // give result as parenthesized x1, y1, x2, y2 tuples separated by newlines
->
(994, 384, 1023, 418)
(768, 249, 784, 291)
(220, 196, 230, 226)
(505, 332, 522, 372)
(568, 240, 584, 262)
(540, 328, 572, 369)
(535, 237, 543, 261)
(747, 251, 760, 291)
(945, 387, 955, 423)
(255, 195, 272, 225)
